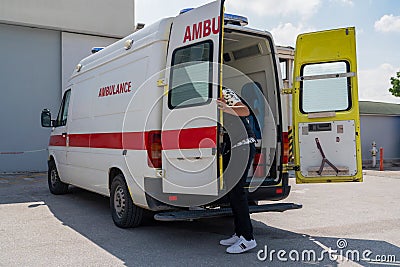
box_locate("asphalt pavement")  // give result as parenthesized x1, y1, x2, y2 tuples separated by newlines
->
(0, 171, 399, 266)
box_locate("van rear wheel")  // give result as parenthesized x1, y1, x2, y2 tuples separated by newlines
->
(48, 161, 69, 195)
(110, 174, 143, 228)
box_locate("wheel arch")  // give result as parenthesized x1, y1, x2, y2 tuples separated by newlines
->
(48, 153, 56, 165)
(108, 166, 148, 209)
(108, 167, 124, 191)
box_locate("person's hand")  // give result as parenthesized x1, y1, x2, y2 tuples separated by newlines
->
(217, 98, 228, 110)
(217, 98, 250, 116)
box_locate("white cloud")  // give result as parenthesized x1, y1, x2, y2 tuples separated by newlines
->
(270, 23, 315, 46)
(358, 64, 400, 103)
(374, 14, 400, 33)
(227, 0, 320, 20)
(330, 0, 354, 6)
(136, 0, 211, 24)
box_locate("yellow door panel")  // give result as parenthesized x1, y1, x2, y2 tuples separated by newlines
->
(292, 27, 362, 183)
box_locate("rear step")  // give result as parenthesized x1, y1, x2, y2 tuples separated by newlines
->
(154, 203, 302, 221)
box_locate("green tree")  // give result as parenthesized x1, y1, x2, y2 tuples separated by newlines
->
(389, 71, 400, 97)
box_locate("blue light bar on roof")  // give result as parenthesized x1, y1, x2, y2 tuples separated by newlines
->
(91, 47, 104, 54)
(179, 8, 194, 14)
(179, 8, 248, 26)
(224, 13, 248, 26)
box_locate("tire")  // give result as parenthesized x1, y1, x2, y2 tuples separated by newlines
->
(48, 161, 69, 195)
(110, 174, 143, 228)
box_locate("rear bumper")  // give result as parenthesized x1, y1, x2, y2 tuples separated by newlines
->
(144, 172, 291, 211)
(248, 185, 291, 202)
(154, 202, 302, 221)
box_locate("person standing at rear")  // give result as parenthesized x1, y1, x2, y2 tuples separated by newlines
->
(218, 87, 257, 254)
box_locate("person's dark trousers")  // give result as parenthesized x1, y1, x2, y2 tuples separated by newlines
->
(226, 142, 256, 241)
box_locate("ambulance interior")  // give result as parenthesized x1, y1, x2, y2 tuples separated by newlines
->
(222, 29, 280, 187)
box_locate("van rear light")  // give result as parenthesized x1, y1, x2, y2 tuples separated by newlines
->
(168, 195, 178, 201)
(276, 188, 283, 194)
(253, 153, 266, 177)
(147, 131, 162, 168)
(282, 132, 289, 164)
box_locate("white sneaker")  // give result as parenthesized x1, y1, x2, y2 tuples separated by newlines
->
(226, 236, 257, 254)
(219, 234, 240, 246)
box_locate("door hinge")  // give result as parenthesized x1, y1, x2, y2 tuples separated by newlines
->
(282, 164, 300, 172)
(281, 88, 293, 95)
(291, 165, 300, 171)
(157, 78, 167, 87)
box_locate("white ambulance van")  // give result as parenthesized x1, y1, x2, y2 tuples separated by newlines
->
(41, 0, 362, 228)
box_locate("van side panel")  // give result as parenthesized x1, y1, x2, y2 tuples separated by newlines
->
(65, 40, 168, 207)
(123, 41, 168, 206)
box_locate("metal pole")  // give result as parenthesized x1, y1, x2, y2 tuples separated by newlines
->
(379, 147, 384, 171)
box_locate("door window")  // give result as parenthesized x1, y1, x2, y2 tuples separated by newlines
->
(300, 61, 351, 113)
(168, 41, 213, 109)
(55, 89, 71, 127)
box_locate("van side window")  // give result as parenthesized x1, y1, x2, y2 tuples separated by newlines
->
(168, 41, 213, 109)
(55, 89, 71, 127)
(300, 61, 351, 113)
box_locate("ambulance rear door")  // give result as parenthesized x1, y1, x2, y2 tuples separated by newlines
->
(292, 27, 363, 183)
(161, 0, 224, 195)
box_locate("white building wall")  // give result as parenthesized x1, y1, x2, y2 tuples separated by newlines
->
(0, 24, 61, 172)
(0, 0, 135, 172)
(360, 115, 400, 161)
(0, 0, 134, 37)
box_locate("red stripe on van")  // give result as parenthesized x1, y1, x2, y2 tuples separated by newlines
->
(162, 126, 217, 150)
(49, 126, 217, 150)
(90, 132, 122, 149)
(68, 132, 146, 149)
(49, 135, 66, 146)
(69, 134, 90, 147)
(123, 132, 147, 150)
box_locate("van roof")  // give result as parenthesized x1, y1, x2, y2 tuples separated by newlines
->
(69, 16, 275, 82)
(71, 17, 174, 79)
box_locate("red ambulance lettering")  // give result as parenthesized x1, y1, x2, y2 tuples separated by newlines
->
(193, 22, 203, 40)
(125, 81, 132, 92)
(116, 83, 122, 94)
(212, 16, 220, 34)
(183, 16, 220, 43)
(98, 81, 132, 97)
(203, 19, 211, 38)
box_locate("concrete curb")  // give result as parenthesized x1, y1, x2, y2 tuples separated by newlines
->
(363, 169, 400, 178)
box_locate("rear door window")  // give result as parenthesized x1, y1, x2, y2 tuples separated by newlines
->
(168, 41, 213, 109)
(300, 61, 351, 113)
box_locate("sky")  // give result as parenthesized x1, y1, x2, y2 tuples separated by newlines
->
(136, 0, 400, 103)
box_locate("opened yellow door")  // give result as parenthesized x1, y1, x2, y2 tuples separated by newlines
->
(292, 27, 362, 183)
